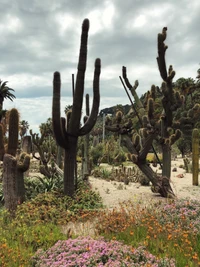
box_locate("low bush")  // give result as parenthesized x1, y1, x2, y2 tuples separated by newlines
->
(31, 236, 175, 267)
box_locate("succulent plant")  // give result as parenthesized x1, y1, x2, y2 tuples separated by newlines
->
(52, 18, 101, 196)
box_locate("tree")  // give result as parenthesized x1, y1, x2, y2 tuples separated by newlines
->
(0, 80, 15, 121)
(19, 120, 29, 139)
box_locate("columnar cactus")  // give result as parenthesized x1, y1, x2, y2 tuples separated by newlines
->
(52, 18, 101, 196)
(2, 108, 31, 211)
(106, 27, 189, 198)
(192, 128, 199, 186)
(82, 93, 90, 180)
(157, 27, 183, 178)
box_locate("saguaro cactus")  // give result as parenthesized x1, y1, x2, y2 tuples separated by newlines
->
(52, 18, 101, 196)
(192, 128, 199, 186)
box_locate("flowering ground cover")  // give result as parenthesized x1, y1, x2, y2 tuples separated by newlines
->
(1, 180, 200, 267)
(31, 236, 175, 267)
(97, 198, 200, 266)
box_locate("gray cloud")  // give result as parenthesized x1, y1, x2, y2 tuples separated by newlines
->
(0, 0, 199, 132)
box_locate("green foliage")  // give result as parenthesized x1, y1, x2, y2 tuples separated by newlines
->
(16, 181, 103, 226)
(90, 142, 104, 165)
(24, 174, 63, 200)
(39, 118, 53, 137)
(0, 79, 15, 110)
(19, 120, 29, 138)
(0, 208, 65, 267)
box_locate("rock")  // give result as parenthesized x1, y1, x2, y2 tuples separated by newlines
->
(176, 174, 184, 178)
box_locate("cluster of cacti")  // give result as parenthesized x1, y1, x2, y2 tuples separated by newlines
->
(52, 18, 101, 196)
(112, 165, 147, 185)
(192, 128, 199, 185)
(1, 108, 30, 212)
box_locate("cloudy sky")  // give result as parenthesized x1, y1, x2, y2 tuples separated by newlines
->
(1, 0, 199, 133)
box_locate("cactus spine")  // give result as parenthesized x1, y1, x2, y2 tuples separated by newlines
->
(192, 128, 199, 186)
(52, 18, 101, 196)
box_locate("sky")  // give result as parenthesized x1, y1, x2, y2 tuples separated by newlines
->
(1, 0, 200, 133)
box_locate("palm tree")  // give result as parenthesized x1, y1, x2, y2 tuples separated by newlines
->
(0, 80, 16, 121)
(19, 120, 29, 139)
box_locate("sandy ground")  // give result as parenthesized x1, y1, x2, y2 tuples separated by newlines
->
(89, 157, 200, 209)
(62, 156, 200, 237)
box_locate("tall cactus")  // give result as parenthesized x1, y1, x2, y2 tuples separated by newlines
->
(52, 18, 101, 196)
(2, 108, 30, 211)
(192, 128, 199, 186)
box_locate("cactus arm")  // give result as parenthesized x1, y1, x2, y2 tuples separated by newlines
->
(122, 66, 133, 89)
(121, 134, 138, 155)
(139, 132, 157, 160)
(69, 19, 89, 135)
(52, 71, 69, 148)
(17, 152, 30, 172)
(192, 128, 199, 186)
(79, 58, 101, 136)
(105, 125, 121, 133)
(122, 66, 145, 117)
(86, 93, 90, 116)
(7, 108, 19, 156)
(157, 27, 168, 81)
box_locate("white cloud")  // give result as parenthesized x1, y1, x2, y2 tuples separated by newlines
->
(133, 15, 147, 28)
(54, 13, 75, 36)
(0, 14, 23, 34)
(87, 1, 115, 34)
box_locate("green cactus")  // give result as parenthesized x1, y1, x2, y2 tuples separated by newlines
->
(3, 108, 30, 211)
(7, 108, 19, 156)
(52, 18, 101, 196)
(0, 124, 5, 161)
(106, 27, 186, 198)
(82, 93, 90, 180)
(192, 128, 199, 186)
(16, 152, 30, 203)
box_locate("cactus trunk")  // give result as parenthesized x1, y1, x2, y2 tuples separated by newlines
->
(162, 144, 171, 179)
(16, 170, 25, 204)
(3, 154, 17, 213)
(192, 128, 199, 186)
(21, 135, 32, 154)
(64, 139, 77, 196)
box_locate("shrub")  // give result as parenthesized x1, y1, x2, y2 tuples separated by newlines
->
(90, 143, 104, 165)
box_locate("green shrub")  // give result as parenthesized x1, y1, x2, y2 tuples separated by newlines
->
(90, 143, 104, 165)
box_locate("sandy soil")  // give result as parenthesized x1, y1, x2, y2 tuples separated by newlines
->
(62, 156, 200, 237)
(89, 157, 200, 209)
